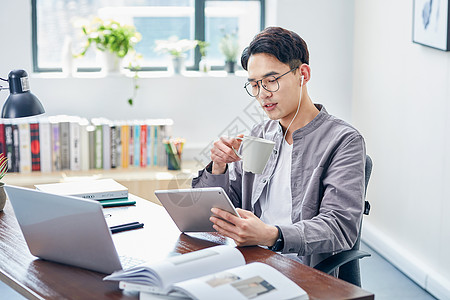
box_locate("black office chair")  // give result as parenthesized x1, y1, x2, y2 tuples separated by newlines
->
(313, 155, 373, 287)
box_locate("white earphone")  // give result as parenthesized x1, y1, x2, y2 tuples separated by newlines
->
(264, 71, 304, 190)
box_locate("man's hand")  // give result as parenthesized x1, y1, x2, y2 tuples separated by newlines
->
(210, 208, 279, 247)
(210, 134, 244, 174)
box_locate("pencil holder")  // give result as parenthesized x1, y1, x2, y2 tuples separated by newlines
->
(167, 152, 181, 170)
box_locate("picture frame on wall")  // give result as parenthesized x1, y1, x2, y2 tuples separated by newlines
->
(413, 0, 450, 51)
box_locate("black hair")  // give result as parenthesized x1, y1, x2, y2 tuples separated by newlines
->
(241, 27, 309, 71)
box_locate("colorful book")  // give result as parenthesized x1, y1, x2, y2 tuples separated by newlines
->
(29, 120, 41, 172)
(87, 125, 95, 170)
(49, 116, 61, 171)
(12, 123, 20, 172)
(153, 125, 158, 166)
(69, 116, 81, 171)
(4, 121, 14, 172)
(38, 117, 52, 173)
(129, 123, 134, 166)
(115, 125, 122, 168)
(140, 124, 147, 167)
(103, 122, 111, 170)
(110, 124, 122, 169)
(133, 122, 140, 167)
(0, 121, 6, 157)
(59, 117, 70, 170)
(18, 121, 31, 173)
(99, 198, 136, 208)
(157, 125, 165, 167)
(91, 118, 104, 169)
(146, 124, 152, 166)
(120, 123, 129, 168)
(79, 118, 90, 171)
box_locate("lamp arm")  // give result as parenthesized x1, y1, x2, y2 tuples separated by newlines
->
(0, 77, 8, 91)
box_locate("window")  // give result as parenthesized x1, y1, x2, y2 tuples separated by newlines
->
(32, 0, 265, 72)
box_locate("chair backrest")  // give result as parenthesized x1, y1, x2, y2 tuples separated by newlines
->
(337, 154, 372, 286)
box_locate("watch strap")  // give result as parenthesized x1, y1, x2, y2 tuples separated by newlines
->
(268, 225, 284, 252)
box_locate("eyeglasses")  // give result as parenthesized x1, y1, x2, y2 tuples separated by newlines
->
(244, 67, 298, 97)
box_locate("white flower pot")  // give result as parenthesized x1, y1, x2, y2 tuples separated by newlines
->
(100, 51, 123, 73)
(170, 55, 186, 75)
(61, 36, 75, 77)
(199, 58, 210, 73)
(0, 182, 6, 212)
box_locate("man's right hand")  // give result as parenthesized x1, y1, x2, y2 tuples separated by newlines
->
(210, 134, 244, 174)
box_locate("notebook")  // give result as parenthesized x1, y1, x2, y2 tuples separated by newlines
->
(4, 185, 145, 274)
(34, 178, 128, 200)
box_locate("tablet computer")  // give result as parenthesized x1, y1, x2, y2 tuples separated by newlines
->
(154, 187, 240, 232)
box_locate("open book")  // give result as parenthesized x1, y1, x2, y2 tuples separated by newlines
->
(104, 245, 308, 300)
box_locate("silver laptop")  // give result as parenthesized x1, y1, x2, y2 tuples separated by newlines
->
(5, 185, 143, 274)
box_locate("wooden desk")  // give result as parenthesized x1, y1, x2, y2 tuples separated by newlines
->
(0, 195, 374, 300)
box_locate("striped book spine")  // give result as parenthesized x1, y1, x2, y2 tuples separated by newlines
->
(30, 122, 41, 171)
(140, 124, 147, 167)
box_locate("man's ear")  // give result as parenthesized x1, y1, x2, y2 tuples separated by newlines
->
(299, 64, 311, 85)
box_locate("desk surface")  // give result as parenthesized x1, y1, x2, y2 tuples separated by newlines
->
(0, 194, 374, 300)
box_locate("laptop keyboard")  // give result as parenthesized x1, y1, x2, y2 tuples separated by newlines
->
(119, 255, 147, 269)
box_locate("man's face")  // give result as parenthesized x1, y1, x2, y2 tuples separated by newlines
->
(247, 53, 302, 123)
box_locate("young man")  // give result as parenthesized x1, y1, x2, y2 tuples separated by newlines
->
(192, 27, 366, 270)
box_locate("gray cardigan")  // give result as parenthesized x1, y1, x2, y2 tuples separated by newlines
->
(192, 105, 366, 268)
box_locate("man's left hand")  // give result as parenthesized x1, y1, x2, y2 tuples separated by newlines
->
(210, 208, 279, 247)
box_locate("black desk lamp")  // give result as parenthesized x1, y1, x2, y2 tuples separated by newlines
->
(0, 69, 45, 118)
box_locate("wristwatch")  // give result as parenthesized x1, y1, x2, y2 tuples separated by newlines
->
(268, 225, 284, 252)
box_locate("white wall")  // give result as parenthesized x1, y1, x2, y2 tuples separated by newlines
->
(0, 0, 354, 163)
(276, 0, 355, 122)
(353, 1, 450, 298)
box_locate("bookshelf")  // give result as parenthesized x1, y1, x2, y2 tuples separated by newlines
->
(3, 161, 198, 205)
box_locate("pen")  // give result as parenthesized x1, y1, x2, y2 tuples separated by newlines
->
(110, 222, 144, 234)
(110, 222, 140, 229)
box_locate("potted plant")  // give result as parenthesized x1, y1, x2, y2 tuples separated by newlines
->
(197, 40, 210, 73)
(219, 31, 239, 74)
(77, 17, 142, 73)
(155, 36, 198, 74)
(0, 153, 8, 212)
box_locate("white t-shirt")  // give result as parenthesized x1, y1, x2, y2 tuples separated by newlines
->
(260, 139, 301, 262)
(259, 139, 293, 226)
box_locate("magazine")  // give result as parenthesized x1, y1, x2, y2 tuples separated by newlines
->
(104, 245, 308, 300)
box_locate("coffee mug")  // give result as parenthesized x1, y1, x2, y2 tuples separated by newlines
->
(232, 136, 275, 174)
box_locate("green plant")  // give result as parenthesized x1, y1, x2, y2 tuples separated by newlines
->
(155, 36, 198, 57)
(0, 153, 8, 180)
(197, 40, 210, 58)
(127, 53, 142, 106)
(77, 17, 142, 58)
(219, 32, 239, 62)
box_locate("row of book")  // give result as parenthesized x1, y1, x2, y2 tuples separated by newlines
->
(0, 116, 173, 173)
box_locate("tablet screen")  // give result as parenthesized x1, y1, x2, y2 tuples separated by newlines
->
(155, 187, 240, 232)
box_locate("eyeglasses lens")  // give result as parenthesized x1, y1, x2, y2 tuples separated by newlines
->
(245, 76, 280, 97)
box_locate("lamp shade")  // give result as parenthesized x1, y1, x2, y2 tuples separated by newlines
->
(1, 69, 45, 118)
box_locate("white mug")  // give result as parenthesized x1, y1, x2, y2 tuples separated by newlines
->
(232, 136, 275, 174)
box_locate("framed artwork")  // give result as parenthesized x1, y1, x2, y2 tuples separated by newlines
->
(413, 0, 450, 51)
